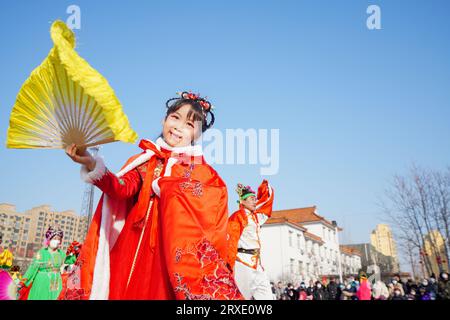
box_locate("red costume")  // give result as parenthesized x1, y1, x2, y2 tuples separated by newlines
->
(227, 180, 274, 270)
(63, 138, 242, 300)
(226, 180, 274, 300)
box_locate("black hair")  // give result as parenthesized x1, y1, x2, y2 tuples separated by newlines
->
(165, 94, 215, 132)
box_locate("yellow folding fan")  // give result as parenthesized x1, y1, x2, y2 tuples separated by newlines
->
(6, 20, 138, 149)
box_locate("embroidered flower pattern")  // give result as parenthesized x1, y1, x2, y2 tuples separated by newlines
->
(178, 164, 203, 198)
(173, 238, 242, 300)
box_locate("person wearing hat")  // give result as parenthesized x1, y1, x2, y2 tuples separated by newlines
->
(227, 180, 275, 300)
(19, 226, 66, 300)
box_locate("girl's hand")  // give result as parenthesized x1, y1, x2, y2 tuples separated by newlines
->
(65, 143, 96, 171)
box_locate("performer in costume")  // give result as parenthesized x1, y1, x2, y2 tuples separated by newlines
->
(0, 234, 14, 270)
(0, 235, 17, 300)
(9, 266, 22, 285)
(227, 180, 275, 300)
(63, 92, 242, 300)
(58, 241, 83, 300)
(19, 226, 66, 300)
(62, 241, 82, 273)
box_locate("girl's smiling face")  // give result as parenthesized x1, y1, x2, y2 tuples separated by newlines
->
(162, 103, 202, 147)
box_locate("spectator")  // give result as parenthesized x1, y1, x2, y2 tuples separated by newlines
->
(313, 281, 328, 300)
(270, 282, 277, 300)
(341, 281, 356, 300)
(372, 280, 389, 300)
(393, 274, 408, 295)
(387, 283, 395, 299)
(429, 275, 438, 300)
(306, 280, 315, 300)
(437, 272, 450, 300)
(327, 277, 339, 300)
(337, 283, 344, 300)
(406, 288, 417, 300)
(418, 286, 431, 300)
(275, 281, 284, 300)
(391, 287, 405, 300)
(285, 283, 298, 300)
(356, 272, 372, 300)
(298, 282, 307, 300)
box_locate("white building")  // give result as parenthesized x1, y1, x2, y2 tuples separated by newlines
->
(260, 206, 355, 284)
(340, 245, 363, 275)
(259, 216, 325, 284)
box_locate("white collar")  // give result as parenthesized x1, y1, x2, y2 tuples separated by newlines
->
(116, 138, 203, 178)
(154, 137, 203, 157)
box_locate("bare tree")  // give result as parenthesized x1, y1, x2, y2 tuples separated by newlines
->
(381, 166, 450, 277)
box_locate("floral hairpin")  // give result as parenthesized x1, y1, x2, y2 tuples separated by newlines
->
(176, 91, 215, 112)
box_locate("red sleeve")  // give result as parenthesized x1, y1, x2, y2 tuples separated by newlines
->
(81, 154, 145, 200)
(256, 179, 275, 219)
(94, 169, 142, 200)
(227, 210, 247, 270)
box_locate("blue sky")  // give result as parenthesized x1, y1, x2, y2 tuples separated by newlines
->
(1, 1, 449, 270)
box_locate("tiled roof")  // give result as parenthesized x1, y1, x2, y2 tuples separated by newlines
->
(340, 245, 362, 257)
(265, 216, 324, 243)
(271, 206, 343, 231)
(265, 217, 307, 231)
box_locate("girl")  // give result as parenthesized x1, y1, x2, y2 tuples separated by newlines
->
(19, 226, 66, 300)
(64, 92, 242, 300)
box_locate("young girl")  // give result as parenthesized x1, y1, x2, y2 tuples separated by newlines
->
(64, 92, 242, 300)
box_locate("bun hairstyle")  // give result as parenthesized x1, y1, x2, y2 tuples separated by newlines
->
(165, 91, 215, 132)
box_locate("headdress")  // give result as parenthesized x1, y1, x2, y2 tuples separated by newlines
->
(166, 91, 215, 129)
(45, 226, 64, 244)
(236, 183, 256, 203)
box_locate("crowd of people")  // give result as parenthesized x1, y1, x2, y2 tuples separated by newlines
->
(271, 272, 450, 300)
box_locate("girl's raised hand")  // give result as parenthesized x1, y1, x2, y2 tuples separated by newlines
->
(65, 143, 96, 171)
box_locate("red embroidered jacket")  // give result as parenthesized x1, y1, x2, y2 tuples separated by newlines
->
(62, 139, 243, 300)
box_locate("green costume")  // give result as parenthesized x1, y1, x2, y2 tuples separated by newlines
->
(22, 247, 66, 300)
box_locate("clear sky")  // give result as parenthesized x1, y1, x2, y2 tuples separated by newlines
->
(1, 1, 449, 270)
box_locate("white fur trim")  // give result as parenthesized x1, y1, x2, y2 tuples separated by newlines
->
(116, 150, 155, 177)
(150, 157, 177, 198)
(80, 156, 106, 184)
(154, 137, 203, 156)
(164, 158, 179, 177)
(152, 177, 161, 198)
(89, 194, 131, 300)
